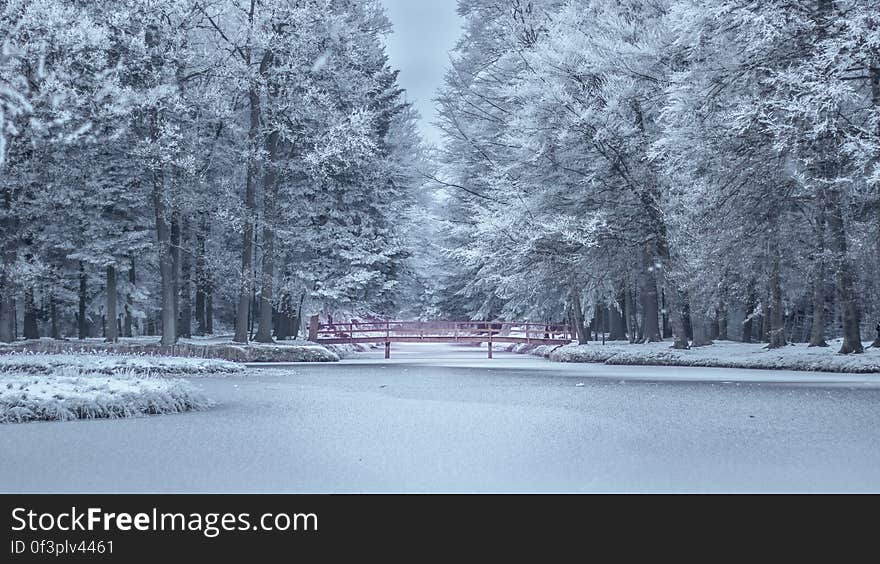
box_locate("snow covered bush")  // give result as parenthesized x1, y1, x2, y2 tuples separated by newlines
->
(0, 368, 213, 423)
(0, 353, 243, 376)
(235, 343, 339, 363)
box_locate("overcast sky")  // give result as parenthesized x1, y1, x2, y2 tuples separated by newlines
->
(380, 0, 462, 146)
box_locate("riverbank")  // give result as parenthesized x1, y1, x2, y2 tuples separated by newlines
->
(0, 336, 340, 363)
(504, 338, 880, 374)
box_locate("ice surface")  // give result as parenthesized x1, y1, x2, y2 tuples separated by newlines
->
(2, 343, 879, 492)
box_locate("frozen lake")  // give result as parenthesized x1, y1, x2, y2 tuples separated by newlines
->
(2, 343, 880, 492)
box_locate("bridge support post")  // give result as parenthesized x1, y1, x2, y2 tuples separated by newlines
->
(488, 328, 493, 359)
(385, 341, 390, 359)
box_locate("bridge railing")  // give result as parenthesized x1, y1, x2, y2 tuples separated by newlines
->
(314, 321, 572, 343)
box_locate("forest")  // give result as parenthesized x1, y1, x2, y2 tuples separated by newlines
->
(430, 0, 880, 354)
(0, 0, 423, 346)
(2, 0, 880, 354)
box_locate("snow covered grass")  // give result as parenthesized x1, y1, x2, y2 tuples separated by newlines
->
(499, 343, 565, 358)
(0, 367, 213, 424)
(234, 340, 339, 362)
(0, 338, 339, 363)
(0, 352, 244, 376)
(325, 343, 369, 359)
(548, 339, 880, 374)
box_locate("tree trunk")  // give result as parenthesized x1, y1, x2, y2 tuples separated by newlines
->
(50, 296, 60, 339)
(307, 314, 320, 342)
(0, 188, 16, 343)
(742, 283, 756, 343)
(640, 250, 661, 342)
(625, 285, 637, 343)
(22, 289, 38, 340)
(809, 204, 828, 347)
(105, 265, 118, 342)
(286, 292, 304, 340)
(717, 306, 728, 341)
(767, 237, 787, 349)
(195, 219, 207, 336)
(178, 218, 192, 338)
(124, 258, 135, 338)
(570, 289, 589, 345)
(0, 288, 13, 343)
(689, 296, 713, 348)
(607, 285, 626, 341)
(206, 288, 213, 335)
(145, 26, 176, 347)
(827, 187, 863, 353)
(665, 286, 690, 349)
(869, 62, 880, 348)
(78, 262, 88, 340)
(171, 211, 181, 330)
(153, 170, 177, 346)
(234, 86, 261, 344)
(255, 128, 281, 343)
(275, 295, 289, 341)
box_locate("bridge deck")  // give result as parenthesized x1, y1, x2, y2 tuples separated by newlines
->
(312, 321, 572, 358)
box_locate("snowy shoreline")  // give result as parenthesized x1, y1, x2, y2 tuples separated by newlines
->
(500, 339, 880, 375)
(0, 337, 340, 363)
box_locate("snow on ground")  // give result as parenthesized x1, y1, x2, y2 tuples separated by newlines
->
(511, 339, 880, 374)
(0, 352, 244, 376)
(0, 336, 339, 363)
(0, 368, 212, 423)
(3, 343, 880, 492)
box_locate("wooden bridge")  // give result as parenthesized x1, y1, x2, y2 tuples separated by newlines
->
(312, 320, 572, 358)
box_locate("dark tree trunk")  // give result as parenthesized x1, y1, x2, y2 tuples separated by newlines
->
(767, 230, 787, 349)
(274, 297, 289, 341)
(689, 295, 713, 348)
(809, 205, 828, 347)
(640, 250, 661, 342)
(742, 283, 756, 343)
(171, 211, 181, 332)
(608, 289, 627, 341)
(50, 296, 60, 340)
(291, 293, 304, 340)
(124, 258, 135, 338)
(570, 289, 589, 345)
(146, 27, 176, 347)
(234, 86, 262, 344)
(105, 265, 118, 342)
(178, 218, 192, 338)
(871, 59, 880, 348)
(195, 219, 207, 336)
(206, 288, 213, 335)
(0, 288, 13, 343)
(666, 286, 690, 349)
(0, 188, 16, 343)
(78, 262, 88, 340)
(682, 295, 693, 341)
(307, 314, 320, 342)
(660, 289, 671, 338)
(255, 127, 281, 343)
(717, 306, 728, 341)
(23, 289, 38, 340)
(153, 174, 177, 346)
(827, 186, 863, 353)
